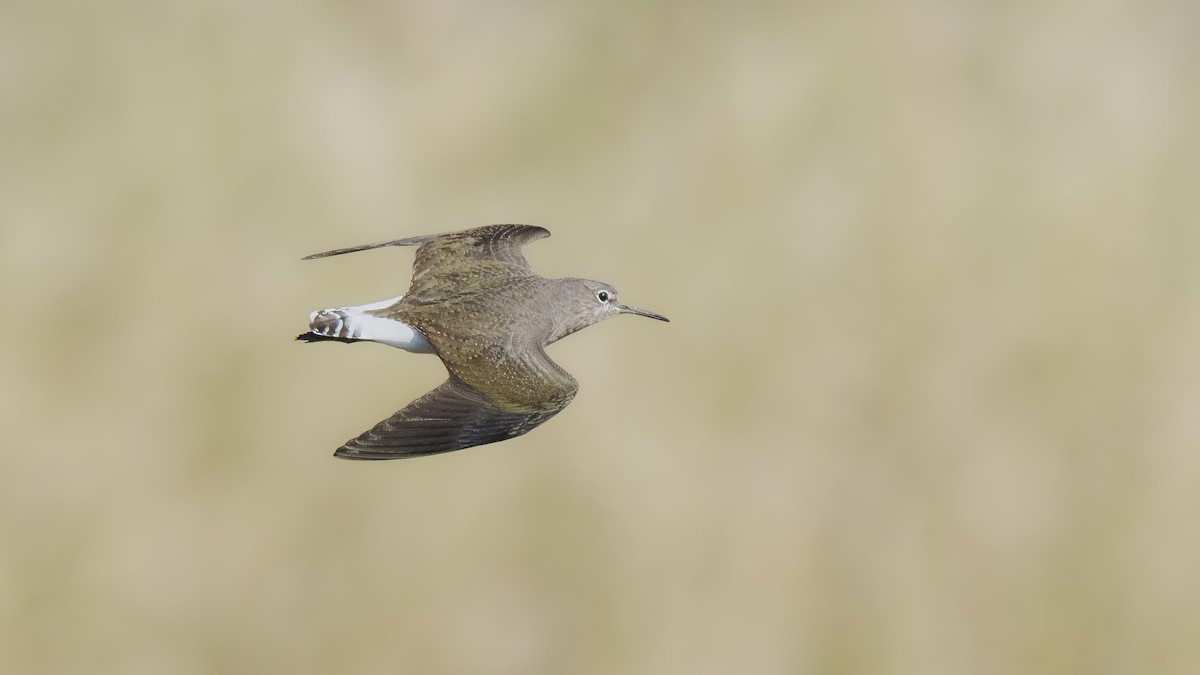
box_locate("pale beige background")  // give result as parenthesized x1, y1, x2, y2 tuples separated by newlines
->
(2, 1, 1198, 674)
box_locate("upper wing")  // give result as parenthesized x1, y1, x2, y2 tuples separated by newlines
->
(302, 224, 548, 269)
(403, 225, 549, 305)
(411, 224, 549, 273)
(333, 348, 578, 460)
(303, 224, 550, 308)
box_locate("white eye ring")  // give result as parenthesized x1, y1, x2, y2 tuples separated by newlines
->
(597, 290, 611, 303)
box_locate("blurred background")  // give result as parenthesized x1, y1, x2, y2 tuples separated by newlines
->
(2, 0, 1198, 673)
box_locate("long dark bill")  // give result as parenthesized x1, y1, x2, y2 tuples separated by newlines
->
(619, 304, 669, 322)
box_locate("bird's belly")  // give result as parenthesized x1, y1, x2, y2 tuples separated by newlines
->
(307, 295, 436, 354)
(355, 315, 436, 353)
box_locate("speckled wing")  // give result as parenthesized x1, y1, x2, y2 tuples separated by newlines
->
(392, 224, 547, 304)
(333, 347, 578, 459)
(302, 223, 548, 267)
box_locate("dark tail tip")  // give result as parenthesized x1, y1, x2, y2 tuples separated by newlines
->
(296, 331, 360, 344)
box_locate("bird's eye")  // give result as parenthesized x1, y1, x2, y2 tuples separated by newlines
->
(597, 290, 611, 303)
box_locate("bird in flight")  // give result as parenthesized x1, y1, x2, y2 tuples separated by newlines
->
(299, 224, 668, 459)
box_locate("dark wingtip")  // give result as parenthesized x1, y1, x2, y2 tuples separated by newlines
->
(301, 245, 375, 260)
(302, 235, 433, 260)
(488, 224, 550, 242)
(334, 446, 398, 460)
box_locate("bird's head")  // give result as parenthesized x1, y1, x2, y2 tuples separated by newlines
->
(549, 278, 669, 343)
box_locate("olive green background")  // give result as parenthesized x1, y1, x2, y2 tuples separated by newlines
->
(2, 1, 1198, 673)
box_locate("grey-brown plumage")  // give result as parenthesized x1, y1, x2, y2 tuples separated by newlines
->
(300, 224, 668, 460)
